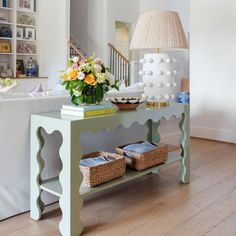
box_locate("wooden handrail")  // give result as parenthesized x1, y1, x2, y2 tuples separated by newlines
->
(68, 41, 86, 60)
(108, 43, 129, 63)
(108, 42, 130, 85)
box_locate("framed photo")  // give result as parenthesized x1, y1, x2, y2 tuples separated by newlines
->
(17, 27, 24, 39)
(18, 0, 35, 12)
(17, 42, 35, 54)
(0, 41, 11, 53)
(25, 28, 35, 40)
(16, 59, 25, 74)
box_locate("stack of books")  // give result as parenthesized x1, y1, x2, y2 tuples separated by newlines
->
(61, 104, 116, 117)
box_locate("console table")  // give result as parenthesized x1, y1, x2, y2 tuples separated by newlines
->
(30, 103, 190, 236)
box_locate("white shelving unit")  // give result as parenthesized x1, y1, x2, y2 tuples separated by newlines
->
(0, 0, 41, 78)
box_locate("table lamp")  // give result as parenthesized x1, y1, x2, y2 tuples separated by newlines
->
(130, 10, 188, 107)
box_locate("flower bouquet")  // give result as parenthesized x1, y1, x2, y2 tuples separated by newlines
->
(61, 55, 119, 105)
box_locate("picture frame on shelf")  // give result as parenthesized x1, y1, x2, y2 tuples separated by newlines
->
(17, 27, 24, 39)
(18, 0, 35, 12)
(17, 42, 35, 54)
(16, 59, 25, 74)
(25, 28, 35, 40)
(0, 40, 11, 53)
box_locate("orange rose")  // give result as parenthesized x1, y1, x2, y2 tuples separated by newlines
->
(84, 74, 97, 86)
(67, 69, 78, 80)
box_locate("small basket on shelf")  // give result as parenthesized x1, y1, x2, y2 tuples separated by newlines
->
(116, 141, 168, 171)
(80, 151, 126, 188)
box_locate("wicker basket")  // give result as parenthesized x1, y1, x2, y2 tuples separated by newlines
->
(80, 151, 126, 188)
(116, 142, 168, 171)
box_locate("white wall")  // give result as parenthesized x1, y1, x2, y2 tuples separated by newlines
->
(40, 0, 70, 88)
(191, 0, 236, 143)
(70, 0, 107, 61)
(140, 0, 167, 12)
(71, 0, 139, 64)
(107, 0, 140, 44)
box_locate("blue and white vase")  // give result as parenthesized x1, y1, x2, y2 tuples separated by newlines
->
(2, 0, 7, 7)
(177, 92, 190, 104)
(26, 57, 38, 77)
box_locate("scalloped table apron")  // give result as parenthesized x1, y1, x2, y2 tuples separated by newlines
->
(30, 103, 190, 236)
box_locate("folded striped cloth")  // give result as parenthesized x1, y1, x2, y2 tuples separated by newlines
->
(123, 141, 157, 158)
(80, 156, 110, 167)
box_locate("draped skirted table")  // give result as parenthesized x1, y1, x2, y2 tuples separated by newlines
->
(30, 103, 190, 236)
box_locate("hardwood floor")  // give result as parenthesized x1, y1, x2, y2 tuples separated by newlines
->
(1, 138, 236, 236)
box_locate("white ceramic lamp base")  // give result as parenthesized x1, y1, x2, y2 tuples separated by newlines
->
(139, 53, 177, 104)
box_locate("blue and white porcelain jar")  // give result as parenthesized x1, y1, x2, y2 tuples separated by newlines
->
(26, 57, 38, 77)
(177, 92, 190, 104)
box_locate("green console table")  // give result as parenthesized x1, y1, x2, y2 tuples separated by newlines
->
(30, 103, 190, 236)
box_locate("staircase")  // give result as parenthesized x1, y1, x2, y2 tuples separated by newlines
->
(68, 41, 86, 60)
(68, 40, 130, 85)
(108, 43, 130, 85)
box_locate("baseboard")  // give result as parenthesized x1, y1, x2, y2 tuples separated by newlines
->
(191, 125, 236, 144)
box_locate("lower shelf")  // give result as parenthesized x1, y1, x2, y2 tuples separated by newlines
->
(40, 153, 182, 198)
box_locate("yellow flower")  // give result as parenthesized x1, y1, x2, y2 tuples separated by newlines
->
(65, 69, 78, 81)
(69, 69, 79, 80)
(84, 74, 97, 86)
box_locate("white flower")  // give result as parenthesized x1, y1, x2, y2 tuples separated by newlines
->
(72, 56, 80, 63)
(94, 58, 103, 65)
(94, 64, 102, 73)
(78, 72, 85, 80)
(106, 72, 115, 85)
(96, 73, 107, 83)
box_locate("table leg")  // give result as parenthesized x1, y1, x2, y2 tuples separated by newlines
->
(179, 105, 190, 184)
(30, 124, 45, 220)
(147, 120, 161, 174)
(147, 120, 161, 143)
(58, 124, 83, 236)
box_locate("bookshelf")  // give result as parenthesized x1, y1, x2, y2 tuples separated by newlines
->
(0, 0, 41, 78)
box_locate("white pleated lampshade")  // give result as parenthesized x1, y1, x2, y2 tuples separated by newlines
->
(130, 10, 188, 50)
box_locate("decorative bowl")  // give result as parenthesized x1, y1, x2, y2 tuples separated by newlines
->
(109, 97, 145, 110)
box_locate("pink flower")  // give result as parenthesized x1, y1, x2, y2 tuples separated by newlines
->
(72, 63, 78, 69)
(79, 59, 86, 65)
(94, 58, 103, 65)
(94, 64, 102, 73)
(66, 67, 73, 74)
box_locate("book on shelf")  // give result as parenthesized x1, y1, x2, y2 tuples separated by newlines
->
(61, 108, 116, 118)
(62, 103, 113, 112)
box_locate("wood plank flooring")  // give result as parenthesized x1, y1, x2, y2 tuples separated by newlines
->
(1, 138, 236, 236)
